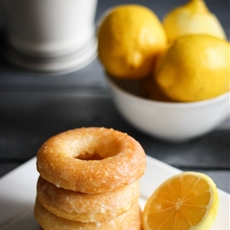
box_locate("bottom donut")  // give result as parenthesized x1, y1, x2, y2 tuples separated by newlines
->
(34, 199, 142, 230)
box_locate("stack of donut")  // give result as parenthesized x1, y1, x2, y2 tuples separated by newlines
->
(34, 127, 146, 230)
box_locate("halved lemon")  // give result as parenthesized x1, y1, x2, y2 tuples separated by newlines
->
(143, 172, 219, 230)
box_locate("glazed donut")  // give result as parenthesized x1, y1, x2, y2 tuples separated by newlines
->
(34, 199, 142, 230)
(37, 176, 140, 222)
(36, 127, 146, 193)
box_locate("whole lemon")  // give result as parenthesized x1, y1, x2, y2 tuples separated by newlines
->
(154, 34, 230, 102)
(97, 5, 167, 79)
(163, 0, 226, 44)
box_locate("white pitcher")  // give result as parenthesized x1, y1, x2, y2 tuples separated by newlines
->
(0, 0, 98, 73)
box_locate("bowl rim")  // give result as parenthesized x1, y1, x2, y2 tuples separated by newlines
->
(106, 74, 230, 109)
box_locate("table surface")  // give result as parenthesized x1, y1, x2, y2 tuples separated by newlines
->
(0, 0, 229, 193)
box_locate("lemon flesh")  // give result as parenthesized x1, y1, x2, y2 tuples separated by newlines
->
(143, 172, 219, 230)
(98, 5, 167, 79)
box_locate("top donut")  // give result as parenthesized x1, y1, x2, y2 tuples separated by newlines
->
(36, 127, 146, 194)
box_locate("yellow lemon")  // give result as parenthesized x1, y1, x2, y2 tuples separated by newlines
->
(154, 34, 230, 102)
(97, 5, 167, 79)
(143, 172, 219, 230)
(163, 0, 226, 44)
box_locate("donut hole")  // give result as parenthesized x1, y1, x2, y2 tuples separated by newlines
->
(65, 134, 125, 161)
(77, 151, 105, 160)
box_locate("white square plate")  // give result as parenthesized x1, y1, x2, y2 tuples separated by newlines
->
(0, 155, 229, 230)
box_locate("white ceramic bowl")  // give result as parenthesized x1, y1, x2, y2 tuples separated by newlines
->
(106, 75, 230, 142)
